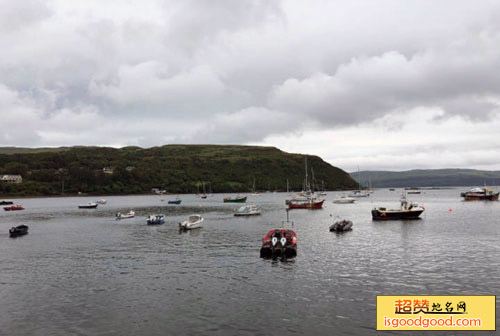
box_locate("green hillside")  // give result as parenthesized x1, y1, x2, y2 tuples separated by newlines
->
(350, 169, 500, 188)
(0, 145, 357, 196)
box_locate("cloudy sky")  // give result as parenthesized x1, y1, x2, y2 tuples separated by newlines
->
(1, 0, 500, 171)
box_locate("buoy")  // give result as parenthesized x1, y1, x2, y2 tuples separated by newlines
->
(448, 208, 452, 212)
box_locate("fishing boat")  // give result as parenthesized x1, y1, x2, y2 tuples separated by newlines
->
(234, 204, 261, 216)
(9, 225, 29, 237)
(179, 214, 204, 230)
(147, 214, 165, 225)
(116, 210, 135, 220)
(96, 199, 107, 204)
(460, 187, 499, 201)
(78, 202, 98, 209)
(372, 193, 424, 220)
(332, 195, 356, 204)
(260, 229, 297, 260)
(0, 200, 14, 205)
(168, 197, 182, 205)
(329, 219, 353, 232)
(223, 195, 247, 203)
(4, 204, 24, 211)
(287, 198, 324, 209)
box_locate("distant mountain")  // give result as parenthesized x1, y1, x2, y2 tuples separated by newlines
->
(350, 169, 500, 188)
(0, 145, 357, 196)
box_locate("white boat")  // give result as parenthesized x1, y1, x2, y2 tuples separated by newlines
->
(96, 199, 107, 205)
(349, 190, 370, 197)
(179, 214, 204, 230)
(234, 204, 261, 216)
(78, 202, 98, 209)
(116, 210, 135, 220)
(333, 195, 356, 204)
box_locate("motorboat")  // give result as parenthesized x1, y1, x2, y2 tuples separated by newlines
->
(223, 196, 247, 203)
(78, 202, 98, 209)
(147, 214, 165, 225)
(0, 200, 14, 205)
(460, 187, 499, 201)
(168, 197, 182, 205)
(234, 204, 261, 216)
(332, 195, 355, 204)
(260, 229, 297, 260)
(349, 190, 370, 197)
(372, 193, 424, 220)
(9, 225, 29, 237)
(179, 214, 204, 230)
(4, 204, 24, 211)
(96, 199, 107, 204)
(116, 210, 135, 220)
(329, 219, 353, 232)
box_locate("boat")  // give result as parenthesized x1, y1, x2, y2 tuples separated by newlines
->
(285, 157, 324, 209)
(407, 191, 421, 194)
(115, 210, 135, 220)
(96, 199, 107, 204)
(372, 193, 424, 220)
(4, 204, 24, 211)
(147, 214, 165, 225)
(287, 198, 324, 209)
(234, 204, 261, 216)
(9, 225, 29, 237)
(329, 219, 353, 232)
(251, 178, 260, 195)
(0, 200, 14, 205)
(260, 229, 297, 260)
(78, 202, 98, 209)
(168, 197, 182, 205)
(460, 187, 499, 201)
(349, 190, 370, 197)
(332, 195, 356, 204)
(223, 196, 247, 203)
(179, 214, 204, 230)
(389, 188, 395, 191)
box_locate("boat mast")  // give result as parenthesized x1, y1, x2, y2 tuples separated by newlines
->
(305, 156, 309, 191)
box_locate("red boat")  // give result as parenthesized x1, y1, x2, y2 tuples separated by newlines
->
(260, 229, 297, 259)
(4, 204, 24, 211)
(286, 198, 324, 209)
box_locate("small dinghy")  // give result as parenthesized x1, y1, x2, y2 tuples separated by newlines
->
(78, 202, 98, 209)
(147, 214, 165, 225)
(179, 214, 204, 230)
(4, 204, 24, 211)
(9, 225, 29, 237)
(116, 210, 135, 220)
(329, 219, 353, 232)
(260, 229, 297, 260)
(168, 198, 182, 205)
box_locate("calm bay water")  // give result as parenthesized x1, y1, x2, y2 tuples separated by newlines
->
(1, 189, 499, 335)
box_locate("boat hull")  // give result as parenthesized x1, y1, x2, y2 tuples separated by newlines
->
(371, 209, 424, 220)
(287, 199, 324, 209)
(0, 201, 13, 205)
(464, 194, 499, 201)
(329, 220, 353, 232)
(4, 206, 24, 211)
(168, 200, 182, 204)
(260, 246, 297, 259)
(78, 204, 98, 209)
(234, 212, 261, 216)
(223, 197, 247, 203)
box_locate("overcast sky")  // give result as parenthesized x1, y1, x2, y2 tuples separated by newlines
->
(1, 0, 500, 172)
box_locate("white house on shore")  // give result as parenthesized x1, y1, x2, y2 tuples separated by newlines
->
(1, 175, 23, 184)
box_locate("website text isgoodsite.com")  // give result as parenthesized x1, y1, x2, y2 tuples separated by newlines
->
(384, 315, 481, 329)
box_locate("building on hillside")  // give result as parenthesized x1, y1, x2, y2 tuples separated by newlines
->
(102, 167, 114, 174)
(1, 175, 23, 184)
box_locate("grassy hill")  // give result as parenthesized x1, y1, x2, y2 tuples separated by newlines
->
(0, 145, 357, 196)
(350, 169, 500, 188)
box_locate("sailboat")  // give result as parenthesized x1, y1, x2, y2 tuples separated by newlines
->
(349, 167, 370, 197)
(286, 157, 324, 209)
(200, 182, 207, 199)
(252, 178, 260, 195)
